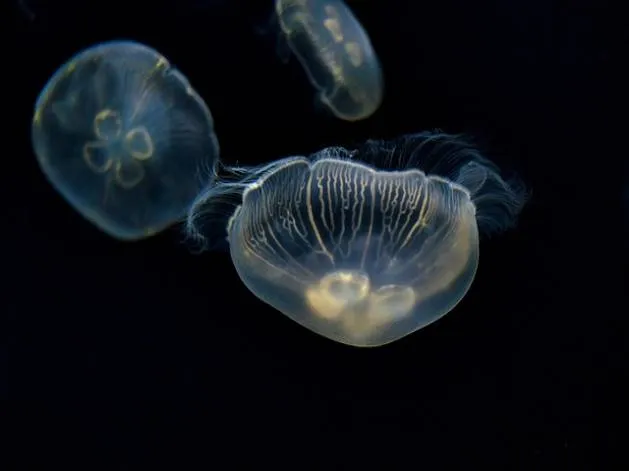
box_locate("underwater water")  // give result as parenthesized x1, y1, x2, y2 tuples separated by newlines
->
(7, 0, 624, 468)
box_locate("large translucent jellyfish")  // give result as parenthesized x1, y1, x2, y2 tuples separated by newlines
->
(32, 40, 220, 240)
(274, 0, 383, 121)
(187, 132, 527, 347)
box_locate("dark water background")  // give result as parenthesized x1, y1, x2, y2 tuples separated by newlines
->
(5, 0, 626, 468)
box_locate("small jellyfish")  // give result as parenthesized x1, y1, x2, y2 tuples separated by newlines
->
(187, 132, 527, 347)
(274, 0, 383, 121)
(32, 40, 220, 240)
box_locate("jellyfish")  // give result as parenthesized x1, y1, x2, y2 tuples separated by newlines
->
(187, 132, 527, 347)
(274, 0, 383, 121)
(31, 40, 220, 240)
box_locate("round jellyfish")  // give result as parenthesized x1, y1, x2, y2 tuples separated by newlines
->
(274, 0, 383, 121)
(31, 40, 220, 240)
(187, 132, 527, 347)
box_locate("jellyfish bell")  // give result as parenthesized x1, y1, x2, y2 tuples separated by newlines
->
(225, 153, 477, 347)
(189, 132, 527, 347)
(273, 0, 384, 121)
(32, 40, 220, 241)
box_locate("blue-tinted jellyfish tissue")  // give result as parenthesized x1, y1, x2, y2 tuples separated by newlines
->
(31, 40, 220, 240)
(187, 132, 526, 347)
(274, 0, 383, 121)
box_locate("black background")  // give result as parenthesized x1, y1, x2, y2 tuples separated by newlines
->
(6, 0, 626, 468)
